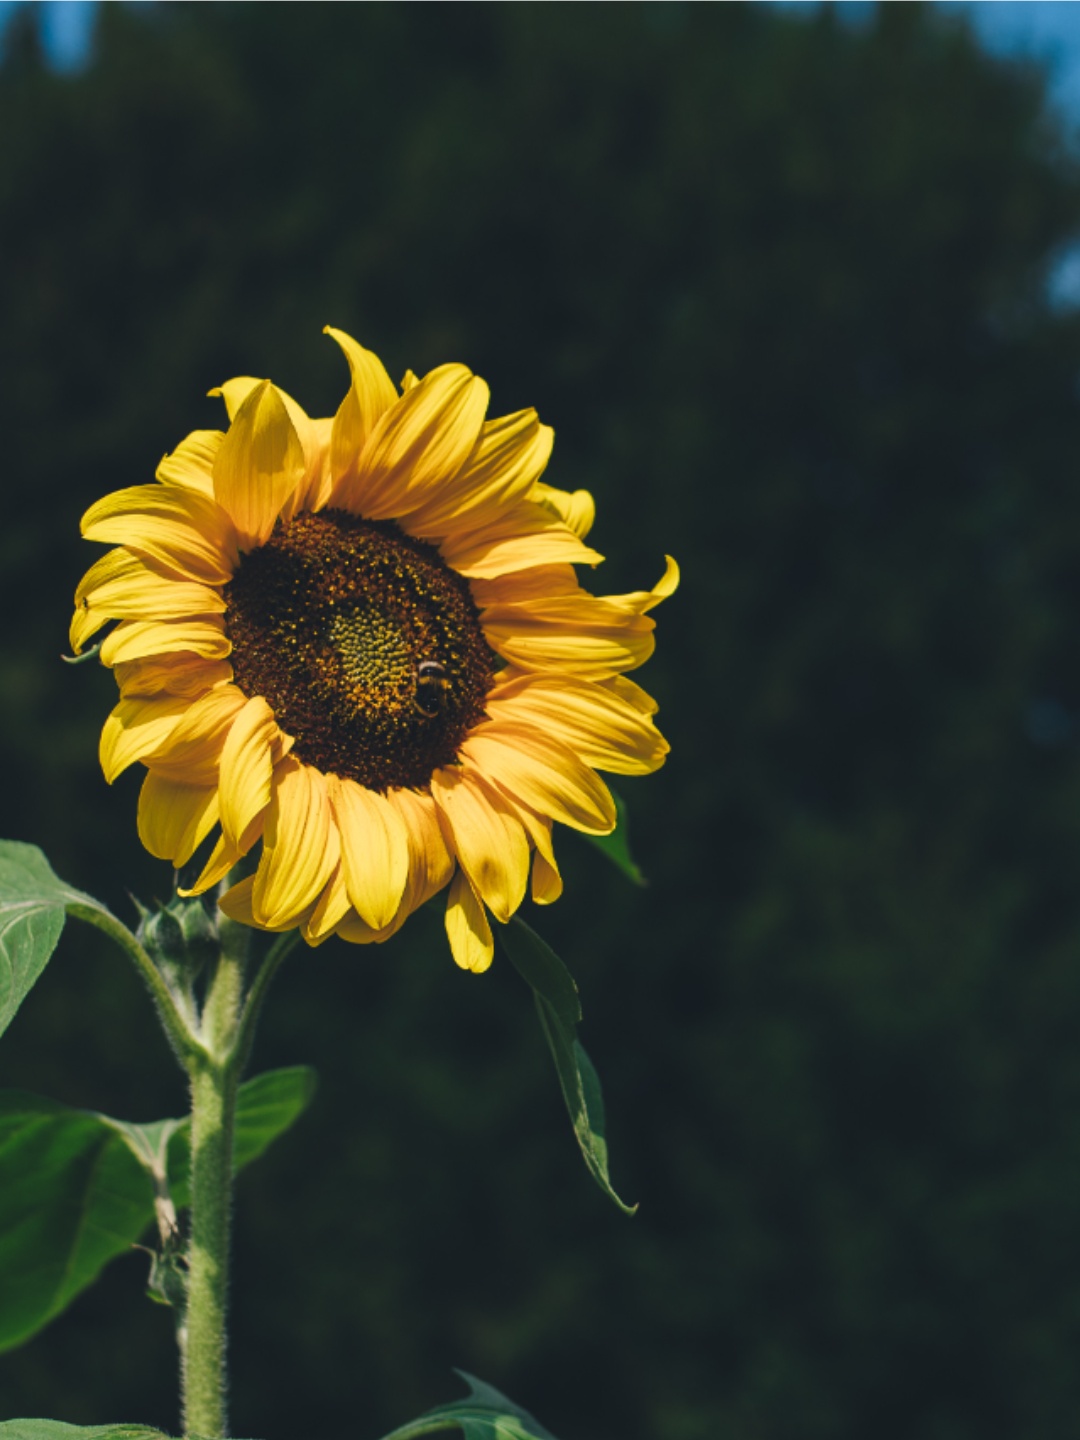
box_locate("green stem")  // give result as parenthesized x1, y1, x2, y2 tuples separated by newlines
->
(68, 903, 203, 1068)
(182, 945, 246, 1439)
(232, 930, 301, 1077)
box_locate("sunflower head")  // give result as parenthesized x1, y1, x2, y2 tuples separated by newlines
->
(72, 328, 678, 972)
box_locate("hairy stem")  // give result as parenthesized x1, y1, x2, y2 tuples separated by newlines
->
(68, 903, 202, 1069)
(182, 946, 245, 1439)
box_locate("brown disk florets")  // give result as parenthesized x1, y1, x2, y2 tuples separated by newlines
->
(223, 509, 494, 790)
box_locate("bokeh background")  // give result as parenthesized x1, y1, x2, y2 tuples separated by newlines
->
(4, 3, 1080, 1438)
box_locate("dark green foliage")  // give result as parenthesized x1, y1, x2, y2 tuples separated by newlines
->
(2, 4, 1080, 1439)
(0, 1067, 316, 1351)
(500, 917, 635, 1214)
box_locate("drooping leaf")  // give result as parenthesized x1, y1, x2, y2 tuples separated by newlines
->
(500, 918, 636, 1215)
(0, 1425, 168, 1440)
(376, 1370, 559, 1440)
(0, 1091, 154, 1352)
(0, 841, 112, 1040)
(0, 1067, 317, 1353)
(581, 789, 646, 887)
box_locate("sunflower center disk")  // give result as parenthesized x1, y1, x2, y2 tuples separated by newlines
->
(223, 509, 494, 791)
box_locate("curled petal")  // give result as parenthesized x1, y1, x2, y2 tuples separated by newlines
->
(532, 849, 563, 905)
(444, 868, 494, 974)
(531, 481, 596, 540)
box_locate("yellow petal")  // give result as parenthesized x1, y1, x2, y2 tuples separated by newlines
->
(219, 874, 304, 934)
(328, 775, 410, 930)
(218, 696, 279, 848)
(289, 415, 335, 514)
(100, 617, 231, 668)
(156, 430, 224, 497)
(430, 767, 529, 923)
(82, 485, 238, 584)
(602, 554, 680, 616)
(99, 694, 192, 783)
(485, 671, 668, 775)
(479, 597, 655, 678)
(444, 868, 494, 973)
(343, 364, 489, 519)
(209, 376, 262, 420)
(71, 550, 224, 653)
(438, 498, 603, 579)
(181, 822, 263, 897)
(115, 654, 234, 700)
(387, 786, 455, 907)
(407, 410, 553, 537)
(212, 380, 307, 550)
(137, 772, 219, 866)
(460, 725, 616, 834)
(469, 564, 581, 608)
(606, 673, 660, 716)
(252, 758, 339, 929)
(144, 684, 247, 785)
(302, 862, 353, 945)
(212, 377, 326, 522)
(482, 786, 563, 905)
(531, 481, 596, 539)
(532, 849, 563, 905)
(324, 327, 398, 492)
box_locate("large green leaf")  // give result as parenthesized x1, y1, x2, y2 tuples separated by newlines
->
(499, 918, 636, 1215)
(377, 1370, 559, 1440)
(0, 1425, 168, 1440)
(0, 1067, 316, 1352)
(0, 841, 111, 1040)
(581, 789, 646, 887)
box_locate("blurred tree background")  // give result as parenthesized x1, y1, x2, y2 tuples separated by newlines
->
(3, 3, 1080, 1438)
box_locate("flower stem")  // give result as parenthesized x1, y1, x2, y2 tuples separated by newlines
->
(182, 944, 246, 1439)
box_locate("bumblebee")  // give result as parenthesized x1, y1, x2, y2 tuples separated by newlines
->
(413, 659, 450, 719)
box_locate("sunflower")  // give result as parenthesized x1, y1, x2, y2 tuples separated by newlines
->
(71, 329, 677, 972)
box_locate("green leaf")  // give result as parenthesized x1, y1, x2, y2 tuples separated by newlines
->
(0, 1067, 317, 1352)
(499, 918, 636, 1215)
(0, 1425, 168, 1440)
(0, 841, 112, 1041)
(376, 1370, 559, 1440)
(581, 789, 646, 887)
